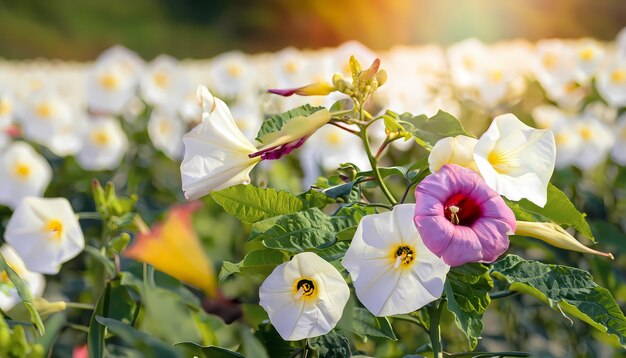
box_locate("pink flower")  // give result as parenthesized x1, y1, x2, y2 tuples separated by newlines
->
(413, 164, 516, 266)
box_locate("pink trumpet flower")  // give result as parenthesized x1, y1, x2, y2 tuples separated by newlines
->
(413, 164, 516, 266)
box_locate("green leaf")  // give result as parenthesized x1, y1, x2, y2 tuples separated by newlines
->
(174, 342, 244, 358)
(444, 263, 494, 350)
(0, 252, 44, 335)
(350, 307, 397, 340)
(399, 110, 469, 150)
(212, 185, 304, 223)
(260, 208, 355, 252)
(88, 284, 109, 358)
(255, 323, 298, 357)
(491, 254, 626, 347)
(517, 184, 594, 241)
(308, 330, 352, 357)
(96, 317, 179, 358)
(219, 249, 288, 282)
(298, 189, 337, 209)
(256, 104, 324, 143)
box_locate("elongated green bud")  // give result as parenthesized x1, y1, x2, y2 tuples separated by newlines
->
(516, 221, 614, 260)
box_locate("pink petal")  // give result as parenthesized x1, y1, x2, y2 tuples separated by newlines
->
(414, 215, 455, 257)
(440, 226, 483, 266)
(471, 219, 511, 262)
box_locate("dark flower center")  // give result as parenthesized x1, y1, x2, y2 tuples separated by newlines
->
(296, 279, 315, 297)
(444, 192, 482, 226)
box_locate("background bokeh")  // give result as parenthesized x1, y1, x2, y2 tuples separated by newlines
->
(1, 0, 625, 60)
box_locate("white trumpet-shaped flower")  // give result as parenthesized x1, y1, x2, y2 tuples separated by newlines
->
(181, 86, 260, 200)
(474, 113, 556, 207)
(4, 197, 85, 274)
(342, 204, 449, 316)
(259, 252, 349, 341)
(76, 118, 128, 171)
(429, 135, 479, 173)
(181, 86, 331, 199)
(0, 244, 45, 312)
(0, 142, 52, 209)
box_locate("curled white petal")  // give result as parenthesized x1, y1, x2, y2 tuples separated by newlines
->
(474, 113, 556, 207)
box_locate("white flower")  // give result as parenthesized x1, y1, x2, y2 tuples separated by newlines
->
(181, 86, 260, 199)
(148, 108, 185, 160)
(474, 113, 556, 207)
(259, 252, 349, 340)
(140, 55, 188, 109)
(0, 244, 45, 312)
(4, 197, 85, 274)
(271, 47, 310, 88)
(18, 90, 82, 156)
(597, 61, 626, 107)
(208, 51, 256, 99)
(571, 116, 614, 170)
(447, 38, 488, 88)
(86, 46, 144, 115)
(0, 89, 16, 128)
(76, 118, 128, 171)
(573, 40, 605, 82)
(429, 135, 479, 173)
(342, 204, 449, 316)
(0, 142, 52, 209)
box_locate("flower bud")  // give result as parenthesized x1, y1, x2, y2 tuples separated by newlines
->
(429, 135, 479, 172)
(267, 82, 336, 97)
(349, 55, 362, 77)
(375, 69, 388, 87)
(515, 221, 614, 259)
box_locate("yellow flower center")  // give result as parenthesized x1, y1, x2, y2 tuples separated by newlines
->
(611, 69, 626, 84)
(227, 64, 242, 78)
(0, 98, 12, 116)
(326, 132, 341, 146)
(390, 244, 416, 269)
(284, 61, 299, 74)
(13, 162, 31, 179)
(36, 102, 53, 118)
(555, 132, 569, 145)
(580, 127, 593, 141)
(234, 118, 248, 131)
(99, 73, 119, 91)
(579, 47, 595, 62)
(488, 150, 511, 174)
(153, 72, 169, 89)
(463, 56, 475, 70)
(564, 81, 579, 93)
(46, 219, 64, 240)
(92, 130, 110, 146)
(158, 120, 171, 134)
(543, 53, 557, 69)
(490, 69, 504, 83)
(293, 278, 318, 301)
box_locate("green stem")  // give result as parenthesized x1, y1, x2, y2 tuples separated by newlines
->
(429, 300, 444, 358)
(76, 212, 102, 220)
(489, 290, 519, 300)
(65, 302, 95, 310)
(360, 125, 397, 205)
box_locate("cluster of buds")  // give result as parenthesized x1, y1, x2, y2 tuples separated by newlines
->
(333, 56, 387, 106)
(0, 316, 43, 357)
